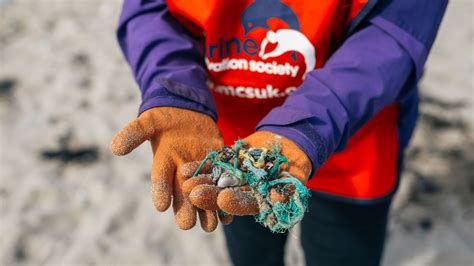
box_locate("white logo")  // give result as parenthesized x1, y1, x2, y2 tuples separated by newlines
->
(259, 29, 316, 79)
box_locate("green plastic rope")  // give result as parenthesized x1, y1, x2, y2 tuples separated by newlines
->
(193, 140, 310, 233)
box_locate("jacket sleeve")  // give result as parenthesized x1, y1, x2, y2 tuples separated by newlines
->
(256, 0, 448, 174)
(117, 0, 216, 119)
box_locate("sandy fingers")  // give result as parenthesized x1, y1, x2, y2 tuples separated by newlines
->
(198, 210, 218, 232)
(189, 185, 221, 211)
(217, 188, 259, 216)
(182, 175, 214, 196)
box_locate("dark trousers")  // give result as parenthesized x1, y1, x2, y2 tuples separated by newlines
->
(223, 193, 391, 266)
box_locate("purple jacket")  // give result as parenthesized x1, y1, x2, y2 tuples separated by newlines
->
(117, 0, 447, 175)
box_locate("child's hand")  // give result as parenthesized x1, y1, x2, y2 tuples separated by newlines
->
(183, 131, 312, 216)
(110, 107, 224, 232)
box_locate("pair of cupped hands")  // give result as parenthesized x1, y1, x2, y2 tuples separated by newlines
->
(111, 107, 312, 232)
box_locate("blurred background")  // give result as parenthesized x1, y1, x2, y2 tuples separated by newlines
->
(0, 0, 473, 265)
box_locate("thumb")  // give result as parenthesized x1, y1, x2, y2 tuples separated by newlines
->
(110, 117, 153, 156)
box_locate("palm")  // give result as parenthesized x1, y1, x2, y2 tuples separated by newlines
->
(111, 107, 224, 231)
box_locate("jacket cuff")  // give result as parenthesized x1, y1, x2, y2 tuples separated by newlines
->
(257, 121, 329, 178)
(139, 81, 217, 121)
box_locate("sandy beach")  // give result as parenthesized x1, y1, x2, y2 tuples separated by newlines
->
(0, 0, 473, 265)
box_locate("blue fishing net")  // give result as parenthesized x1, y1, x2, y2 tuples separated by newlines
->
(193, 140, 310, 233)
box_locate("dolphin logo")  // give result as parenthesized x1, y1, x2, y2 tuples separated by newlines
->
(240, 0, 316, 78)
(241, 0, 300, 35)
(259, 30, 316, 79)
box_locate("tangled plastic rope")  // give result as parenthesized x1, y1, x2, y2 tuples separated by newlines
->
(193, 140, 310, 233)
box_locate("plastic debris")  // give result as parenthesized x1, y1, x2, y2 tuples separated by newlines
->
(193, 140, 310, 233)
